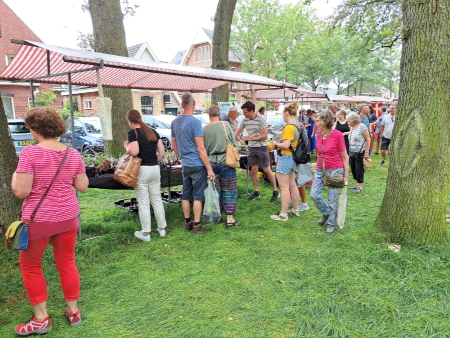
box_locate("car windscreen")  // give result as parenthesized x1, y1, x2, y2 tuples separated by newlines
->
(151, 118, 170, 129)
(194, 116, 206, 124)
(8, 123, 30, 133)
(83, 120, 102, 133)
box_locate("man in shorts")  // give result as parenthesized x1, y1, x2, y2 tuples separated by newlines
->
(379, 104, 397, 165)
(171, 93, 215, 233)
(235, 101, 279, 202)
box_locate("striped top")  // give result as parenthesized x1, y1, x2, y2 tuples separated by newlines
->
(16, 146, 85, 224)
(239, 114, 268, 147)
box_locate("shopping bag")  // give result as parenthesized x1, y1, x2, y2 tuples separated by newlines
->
(337, 187, 347, 229)
(203, 180, 221, 223)
(297, 163, 313, 187)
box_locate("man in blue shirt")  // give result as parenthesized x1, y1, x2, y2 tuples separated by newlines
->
(172, 93, 215, 233)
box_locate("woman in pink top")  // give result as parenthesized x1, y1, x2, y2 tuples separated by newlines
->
(310, 111, 349, 233)
(11, 107, 89, 336)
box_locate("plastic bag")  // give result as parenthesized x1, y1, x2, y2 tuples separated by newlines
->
(203, 180, 221, 223)
(337, 187, 347, 229)
(297, 163, 313, 187)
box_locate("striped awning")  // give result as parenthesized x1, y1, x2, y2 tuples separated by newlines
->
(0, 41, 297, 92)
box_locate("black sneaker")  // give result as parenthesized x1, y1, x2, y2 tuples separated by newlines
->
(248, 191, 260, 201)
(380, 160, 386, 166)
(270, 191, 280, 203)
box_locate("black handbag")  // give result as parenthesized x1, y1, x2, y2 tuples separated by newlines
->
(5, 148, 70, 250)
(321, 134, 345, 188)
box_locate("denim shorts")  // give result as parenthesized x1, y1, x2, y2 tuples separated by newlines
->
(276, 154, 295, 175)
(181, 166, 207, 202)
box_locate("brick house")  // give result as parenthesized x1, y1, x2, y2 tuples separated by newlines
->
(177, 28, 255, 111)
(61, 42, 182, 116)
(0, 0, 63, 119)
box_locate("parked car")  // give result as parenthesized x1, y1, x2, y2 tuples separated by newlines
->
(141, 115, 172, 150)
(8, 119, 35, 156)
(60, 117, 104, 154)
(152, 114, 176, 127)
(194, 114, 209, 128)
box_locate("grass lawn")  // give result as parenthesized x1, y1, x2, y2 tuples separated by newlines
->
(1, 155, 450, 337)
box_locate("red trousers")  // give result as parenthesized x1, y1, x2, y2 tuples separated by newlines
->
(19, 229, 80, 306)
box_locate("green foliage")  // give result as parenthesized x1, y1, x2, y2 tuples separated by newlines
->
(231, 0, 400, 95)
(333, 0, 402, 51)
(58, 99, 84, 120)
(33, 89, 56, 107)
(77, 31, 95, 51)
(205, 100, 211, 109)
(1, 156, 449, 336)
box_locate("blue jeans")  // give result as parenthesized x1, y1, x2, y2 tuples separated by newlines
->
(181, 166, 207, 202)
(310, 167, 344, 226)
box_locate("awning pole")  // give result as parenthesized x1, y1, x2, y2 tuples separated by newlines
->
(30, 81, 35, 107)
(67, 72, 82, 241)
(46, 50, 51, 76)
(96, 70, 104, 98)
(68, 73, 76, 149)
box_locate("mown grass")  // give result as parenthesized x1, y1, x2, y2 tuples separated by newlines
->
(1, 156, 450, 337)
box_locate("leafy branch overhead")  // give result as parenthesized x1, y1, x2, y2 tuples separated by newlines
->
(82, 0, 140, 16)
(231, 0, 400, 94)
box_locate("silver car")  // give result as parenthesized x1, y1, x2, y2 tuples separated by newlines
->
(8, 119, 36, 156)
(141, 115, 172, 150)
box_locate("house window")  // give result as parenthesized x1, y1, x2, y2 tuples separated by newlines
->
(231, 93, 237, 99)
(141, 96, 154, 114)
(206, 45, 210, 60)
(1, 96, 14, 118)
(5, 54, 14, 65)
(198, 47, 203, 62)
(231, 67, 236, 89)
(84, 100, 93, 110)
(164, 94, 171, 103)
(205, 94, 211, 101)
(247, 84, 252, 89)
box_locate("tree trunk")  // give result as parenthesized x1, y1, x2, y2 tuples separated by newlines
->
(0, 99, 22, 234)
(211, 0, 237, 105)
(373, 0, 450, 244)
(88, 0, 133, 157)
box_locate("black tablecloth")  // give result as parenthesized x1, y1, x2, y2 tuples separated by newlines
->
(87, 165, 183, 190)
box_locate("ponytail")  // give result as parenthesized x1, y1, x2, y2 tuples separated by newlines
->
(126, 109, 157, 143)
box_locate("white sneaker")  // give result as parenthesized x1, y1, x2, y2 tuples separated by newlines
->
(157, 229, 166, 237)
(298, 203, 310, 211)
(134, 231, 151, 242)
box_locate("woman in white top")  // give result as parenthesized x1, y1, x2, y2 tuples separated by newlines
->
(346, 113, 371, 193)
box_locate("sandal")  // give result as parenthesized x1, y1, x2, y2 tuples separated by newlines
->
(353, 188, 363, 193)
(225, 221, 241, 227)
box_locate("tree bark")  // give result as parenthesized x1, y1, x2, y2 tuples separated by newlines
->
(211, 0, 237, 105)
(373, 0, 450, 244)
(0, 99, 22, 234)
(88, 0, 133, 157)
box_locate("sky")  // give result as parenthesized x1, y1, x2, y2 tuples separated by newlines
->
(4, 0, 342, 62)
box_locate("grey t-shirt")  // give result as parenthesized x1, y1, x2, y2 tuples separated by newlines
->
(380, 113, 395, 139)
(239, 114, 268, 147)
(349, 123, 367, 153)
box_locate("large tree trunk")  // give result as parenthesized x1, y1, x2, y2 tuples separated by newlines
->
(211, 0, 237, 105)
(88, 0, 133, 157)
(0, 100, 22, 234)
(373, 0, 450, 244)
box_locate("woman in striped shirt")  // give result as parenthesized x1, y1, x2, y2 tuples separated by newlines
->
(12, 107, 89, 335)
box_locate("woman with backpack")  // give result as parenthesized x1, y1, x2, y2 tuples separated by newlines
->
(270, 102, 305, 221)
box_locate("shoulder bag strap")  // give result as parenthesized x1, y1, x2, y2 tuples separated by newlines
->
(222, 122, 231, 145)
(321, 133, 326, 171)
(28, 147, 70, 223)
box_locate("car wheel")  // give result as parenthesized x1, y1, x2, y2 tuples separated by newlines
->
(162, 138, 171, 151)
